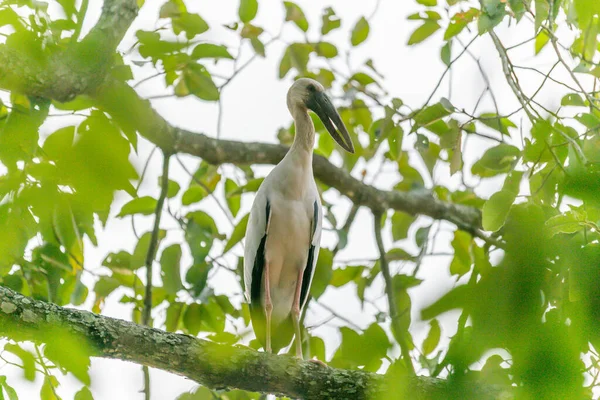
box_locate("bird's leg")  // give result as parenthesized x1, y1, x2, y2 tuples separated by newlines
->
(264, 261, 273, 353)
(292, 269, 304, 359)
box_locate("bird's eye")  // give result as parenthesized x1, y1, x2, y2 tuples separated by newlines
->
(307, 84, 316, 92)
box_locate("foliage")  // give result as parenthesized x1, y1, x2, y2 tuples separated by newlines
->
(0, 0, 599, 398)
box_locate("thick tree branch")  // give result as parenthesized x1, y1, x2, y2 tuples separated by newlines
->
(0, 0, 137, 101)
(92, 78, 485, 236)
(0, 285, 511, 400)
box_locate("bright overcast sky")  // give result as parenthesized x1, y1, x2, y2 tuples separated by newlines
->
(1, 0, 580, 398)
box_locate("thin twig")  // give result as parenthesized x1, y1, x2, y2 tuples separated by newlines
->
(489, 30, 537, 122)
(142, 152, 171, 400)
(373, 211, 416, 376)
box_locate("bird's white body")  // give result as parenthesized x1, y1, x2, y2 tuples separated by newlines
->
(243, 78, 353, 357)
(244, 145, 322, 325)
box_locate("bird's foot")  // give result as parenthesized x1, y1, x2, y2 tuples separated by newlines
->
(307, 358, 327, 367)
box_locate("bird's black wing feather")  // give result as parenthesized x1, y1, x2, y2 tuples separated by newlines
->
(250, 199, 270, 305)
(299, 200, 319, 308)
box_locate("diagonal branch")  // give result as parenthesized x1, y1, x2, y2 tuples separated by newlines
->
(0, 285, 511, 400)
(92, 79, 485, 236)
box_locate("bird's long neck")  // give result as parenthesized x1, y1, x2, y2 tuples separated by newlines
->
(289, 107, 315, 164)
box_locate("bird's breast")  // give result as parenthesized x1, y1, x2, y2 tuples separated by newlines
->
(263, 197, 313, 323)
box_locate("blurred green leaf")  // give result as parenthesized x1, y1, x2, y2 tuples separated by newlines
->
(414, 102, 453, 127)
(224, 179, 241, 217)
(4, 344, 35, 381)
(314, 42, 338, 58)
(482, 190, 516, 231)
(191, 44, 233, 60)
(179, 64, 219, 101)
(471, 144, 521, 177)
(351, 17, 370, 46)
(224, 213, 249, 253)
(449, 230, 472, 276)
(444, 8, 479, 40)
(74, 387, 93, 400)
(161, 244, 183, 295)
(284, 1, 309, 32)
(422, 319, 441, 355)
(117, 196, 157, 217)
(321, 7, 340, 35)
(391, 212, 415, 241)
(239, 0, 258, 23)
(40, 376, 58, 400)
(311, 248, 333, 299)
(561, 93, 586, 107)
(0, 375, 18, 400)
(408, 21, 440, 45)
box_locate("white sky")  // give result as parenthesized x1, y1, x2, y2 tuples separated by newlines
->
(1, 0, 589, 398)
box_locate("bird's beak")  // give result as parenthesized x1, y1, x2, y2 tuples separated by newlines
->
(307, 92, 355, 153)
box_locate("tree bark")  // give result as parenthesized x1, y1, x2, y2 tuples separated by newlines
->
(0, 286, 511, 400)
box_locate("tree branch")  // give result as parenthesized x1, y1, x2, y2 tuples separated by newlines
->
(0, 285, 512, 400)
(373, 211, 415, 376)
(0, 0, 138, 101)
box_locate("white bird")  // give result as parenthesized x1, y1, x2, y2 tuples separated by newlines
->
(244, 78, 354, 358)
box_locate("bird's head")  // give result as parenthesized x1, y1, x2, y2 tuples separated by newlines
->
(287, 78, 355, 153)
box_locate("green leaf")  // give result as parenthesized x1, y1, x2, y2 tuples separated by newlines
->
(545, 212, 585, 236)
(314, 42, 338, 58)
(117, 196, 157, 217)
(350, 72, 377, 87)
(0, 376, 18, 400)
(224, 179, 241, 217)
(331, 266, 364, 287)
(441, 42, 451, 66)
(386, 248, 416, 262)
(422, 319, 441, 355)
(166, 302, 184, 332)
(172, 13, 209, 40)
(482, 190, 516, 231)
(182, 186, 208, 205)
(74, 387, 94, 400)
(321, 7, 341, 35)
(351, 17, 370, 46)
(250, 37, 265, 57)
(478, 5, 506, 35)
(535, 29, 550, 54)
(391, 212, 415, 241)
(284, 2, 309, 32)
(41, 376, 58, 400)
(163, 179, 180, 199)
(534, 0, 549, 32)
(161, 244, 183, 295)
(279, 43, 312, 78)
(4, 344, 35, 381)
(444, 9, 479, 40)
(408, 21, 440, 45)
(191, 44, 233, 60)
(223, 213, 249, 253)
(417, 0, 437, 5)
(471, 144, 521, 177)
(311, 248, 333, 299)
(414, 102, 454, 127)
(181, 64, 219, 101)
(479, 113, 516, 135)
(561, 93, 586, 107)
(132, 230, 166, 269)
(239, 0, 258, 23)
(449, 230, 472, 276)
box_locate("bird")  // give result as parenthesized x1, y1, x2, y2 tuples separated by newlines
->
(243, 78, 354, 359)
